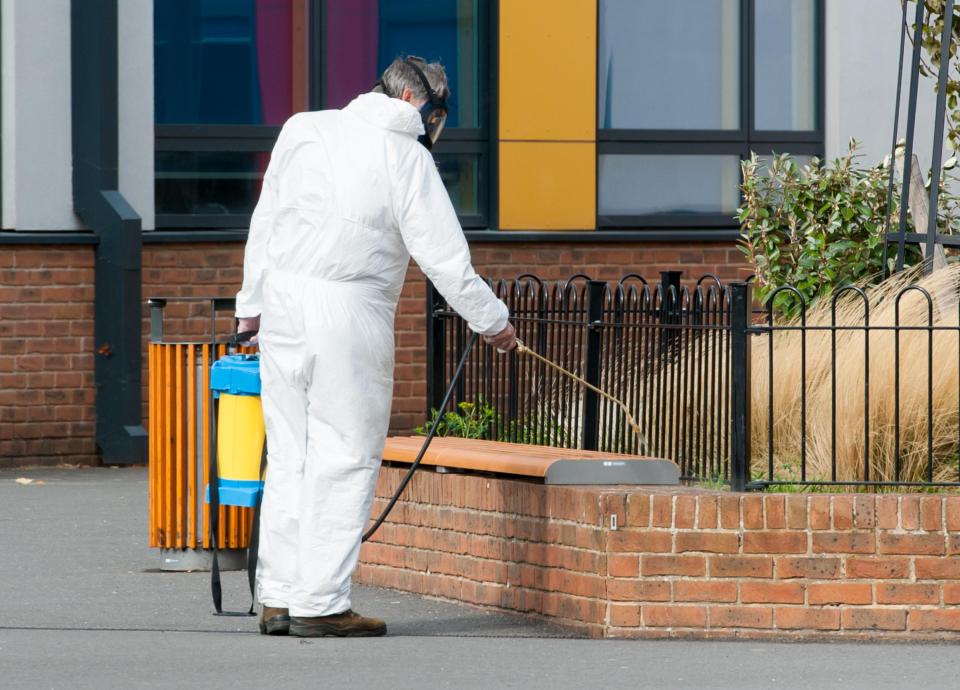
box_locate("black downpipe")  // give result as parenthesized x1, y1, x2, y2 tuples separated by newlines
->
(71, 0, 147, 464)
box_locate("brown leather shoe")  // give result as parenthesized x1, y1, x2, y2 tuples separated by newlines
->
(259, 606, 290, 635)
(289, 609, 387, 637)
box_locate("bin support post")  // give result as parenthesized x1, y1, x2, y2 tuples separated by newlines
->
(148, 299, 167, 342)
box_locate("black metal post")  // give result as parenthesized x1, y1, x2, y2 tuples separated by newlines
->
(729, 283, 752, 492)
(660, 271, 682, 305)
(925, 0, 955, 272)
(425, 280, 447, 414)
(895, 0, 926, 271)
(660, 270, 683, 353)
(881, 0, 910, 278)
(507, 344, 519, 437)
(581, 280, 606, 451)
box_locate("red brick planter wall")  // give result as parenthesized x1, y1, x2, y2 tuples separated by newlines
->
(358, 467, 960, 640)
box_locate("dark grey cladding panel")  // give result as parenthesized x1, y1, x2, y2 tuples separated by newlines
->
(544, 459, 680, 486)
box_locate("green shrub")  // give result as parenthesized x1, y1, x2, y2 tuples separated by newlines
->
(738, 141, 927, 317)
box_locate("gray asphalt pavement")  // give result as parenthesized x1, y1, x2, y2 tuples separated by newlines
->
(1, 467, 959, 690)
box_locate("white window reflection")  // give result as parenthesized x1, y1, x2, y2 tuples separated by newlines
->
(599, 0, 741, 130)
(754, 0, 817, 131)
(599, 154, 743, 215)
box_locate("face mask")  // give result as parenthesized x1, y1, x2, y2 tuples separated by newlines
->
(418, 99, 448, 150)
(375, 59, 449, 150)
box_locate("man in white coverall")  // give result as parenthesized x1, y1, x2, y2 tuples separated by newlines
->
(234, 57, 516, 638)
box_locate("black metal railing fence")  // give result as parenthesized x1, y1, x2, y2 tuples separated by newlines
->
(746, 280, 960, 490)
(426, 271, 960, 492)
(426, 272, 733, 483)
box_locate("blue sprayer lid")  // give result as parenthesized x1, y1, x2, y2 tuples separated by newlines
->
(210, 354, 261, 396)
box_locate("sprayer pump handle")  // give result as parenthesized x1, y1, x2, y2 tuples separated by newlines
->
(232, 330, 259, 346)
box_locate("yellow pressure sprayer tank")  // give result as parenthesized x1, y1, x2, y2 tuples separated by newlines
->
(208, 354, 266, 507)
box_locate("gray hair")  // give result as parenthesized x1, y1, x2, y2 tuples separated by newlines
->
(374, 56, 450, 102)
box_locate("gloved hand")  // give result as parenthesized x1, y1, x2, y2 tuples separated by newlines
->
(237, 315, 261, 344)
(484, 322, 516, 352)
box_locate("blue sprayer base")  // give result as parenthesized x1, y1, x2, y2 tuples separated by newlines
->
(204, 480, 264, 508)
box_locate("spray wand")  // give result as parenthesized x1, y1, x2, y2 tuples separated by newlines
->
(514, 338, 645, 448)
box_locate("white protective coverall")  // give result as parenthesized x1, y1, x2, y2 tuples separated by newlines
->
(235, 92, 509, 617)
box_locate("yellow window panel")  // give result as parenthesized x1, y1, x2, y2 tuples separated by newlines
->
(500, 0, 597, 141)
(500, 141, 596, 230)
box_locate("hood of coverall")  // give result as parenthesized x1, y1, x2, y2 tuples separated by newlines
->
(343, 92, 426, 139)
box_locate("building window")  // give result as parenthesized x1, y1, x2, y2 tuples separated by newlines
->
(597, 0, 823, 231)
(320, 0, 491, 228)
(154, 0, 313, 228)
(154, 0, 491, 230)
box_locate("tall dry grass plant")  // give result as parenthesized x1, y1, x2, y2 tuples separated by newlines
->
(647, 265, 960, 484)
(753, 263, 960, 484)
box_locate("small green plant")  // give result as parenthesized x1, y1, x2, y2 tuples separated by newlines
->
(415, 398, 498, 439)
(416, 397, 576, 446)
(691, 476, 727, 491)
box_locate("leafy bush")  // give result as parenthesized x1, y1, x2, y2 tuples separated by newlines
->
(738, 141, 928, 317)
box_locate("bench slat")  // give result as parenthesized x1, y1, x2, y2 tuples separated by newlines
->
(381, 436, 658, 479)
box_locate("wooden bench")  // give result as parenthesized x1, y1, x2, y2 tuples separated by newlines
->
(381, 436, 678, 485)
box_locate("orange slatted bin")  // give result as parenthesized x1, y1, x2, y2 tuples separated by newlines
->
(147, 298, 255, 570)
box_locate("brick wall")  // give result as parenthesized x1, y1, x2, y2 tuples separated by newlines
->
(0, 246, 97, 467)
(3, 239, 745, 466)
(358, 467, 960, 640)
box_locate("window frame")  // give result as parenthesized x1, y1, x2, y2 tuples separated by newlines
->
(596, 0, 825, 235)
(154, 0, 495, 231)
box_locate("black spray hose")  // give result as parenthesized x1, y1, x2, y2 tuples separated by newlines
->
(362, 331, 479, 542)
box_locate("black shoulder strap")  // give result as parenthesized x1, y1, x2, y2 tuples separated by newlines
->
(245, 448, 268, 613)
